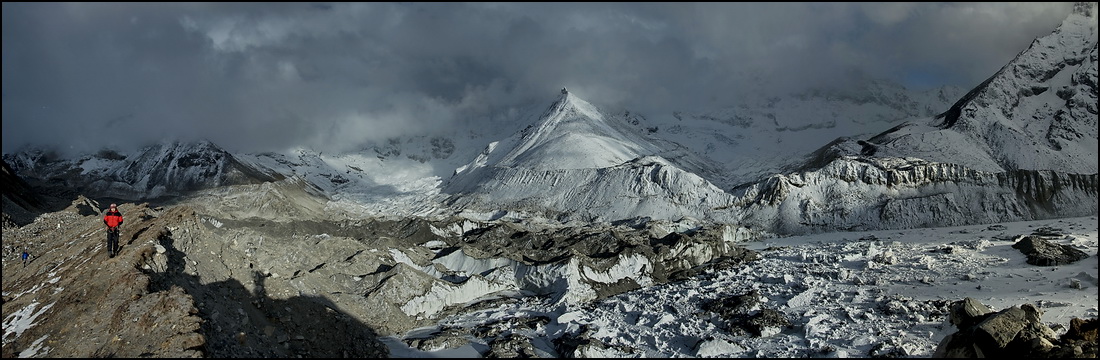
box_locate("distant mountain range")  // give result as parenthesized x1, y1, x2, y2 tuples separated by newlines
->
(4, 3, 1096, 236)
(4, 140, 282, 200)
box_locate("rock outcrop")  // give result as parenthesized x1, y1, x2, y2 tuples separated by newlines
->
(2, 198, 389, 358)
(1012, 235, 1091, 266)
(934, 297, 1099, 358)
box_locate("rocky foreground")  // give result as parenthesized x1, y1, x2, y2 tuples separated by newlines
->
(3, 196, 390, 358)
(3, 190, 1097, 357)
(2, 199, 205, 357)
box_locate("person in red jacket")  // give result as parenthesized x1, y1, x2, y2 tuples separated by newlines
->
(103, 203, 124, 258)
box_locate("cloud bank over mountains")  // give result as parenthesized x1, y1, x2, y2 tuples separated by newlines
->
(1, 2, 1076, 155)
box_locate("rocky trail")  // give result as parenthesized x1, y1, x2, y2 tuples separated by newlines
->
(2, 198, 203, 358)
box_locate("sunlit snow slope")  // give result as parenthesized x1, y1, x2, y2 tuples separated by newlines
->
(445, 91, 740, 222)
(866, 3, 1098, 174)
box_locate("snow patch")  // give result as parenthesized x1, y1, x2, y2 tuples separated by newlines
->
(18, 334, 50, 357)
(2, 301, 55, 343)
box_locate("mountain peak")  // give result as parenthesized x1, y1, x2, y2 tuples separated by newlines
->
(1072, 2, 1095, 17)
(448, 88, 668, 191)
(491, 90, 656, 171)
(872, 2, 1098, 174)
(547, 88, 600, 121)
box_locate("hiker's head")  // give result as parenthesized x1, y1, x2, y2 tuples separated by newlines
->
(110, 203, 117, 209)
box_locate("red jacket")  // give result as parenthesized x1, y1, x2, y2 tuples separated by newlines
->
(103, 210, 123, 228)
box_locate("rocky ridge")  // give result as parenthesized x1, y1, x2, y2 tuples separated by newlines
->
(2, 199, 204, 358)
(735, 155, 1098, 235)
(3, 140, 283, 201)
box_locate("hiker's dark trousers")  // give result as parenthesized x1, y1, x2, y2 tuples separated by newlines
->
(107, 227, 120, 256)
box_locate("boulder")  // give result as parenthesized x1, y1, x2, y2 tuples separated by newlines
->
(1012, 236, 1090, 266)
(934, 298, 1099, 358)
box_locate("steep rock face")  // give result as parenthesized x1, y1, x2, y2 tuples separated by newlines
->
(735, 156, 1098, 235)
(4, 140, 283, 200)
(370, 135, 457, 163)
(1, 159, 44, 227)
(446, 93, 735, 222)
(105, 141, 279, 196)
(869, 3, 1098, 174)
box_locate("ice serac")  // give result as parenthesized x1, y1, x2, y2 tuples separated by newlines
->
(737, 4, 1099, 235)
(445, 92, 739, 222)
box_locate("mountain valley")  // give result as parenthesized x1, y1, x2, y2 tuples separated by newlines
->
(3, 3, 1098, 358)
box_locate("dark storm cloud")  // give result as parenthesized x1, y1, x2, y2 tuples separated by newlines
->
(2, 2, 1075, 155)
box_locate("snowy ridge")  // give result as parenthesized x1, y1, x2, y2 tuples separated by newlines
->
(495, 92, 659, 170)
(631, 80, 965, 187)
(3, 140, 282, 200)
(450, 156, 739, 222)
(731, 5, 1100, 235)
(735, 155, 1098, 235)
(100, 140, 282, 198)
(868, 2, 1098, 174)
(3, 6, 1095, 235)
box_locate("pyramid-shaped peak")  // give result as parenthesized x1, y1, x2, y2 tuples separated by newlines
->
(447, 89, 661, 172)
(546, 88, 603, 122)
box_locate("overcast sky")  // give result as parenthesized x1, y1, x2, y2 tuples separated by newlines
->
(1, 2, 1076, 155)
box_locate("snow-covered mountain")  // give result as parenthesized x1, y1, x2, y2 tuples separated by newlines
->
(3, 6, 1095, 235)
(626, 80, 964, 188)
(860, 2, 1097, 174)
(734, 3, 1099, 234)
(444, 90, 740, 223)
(733, 156, 1097, 235)
(3, 140, 283, 200)
(4, 6, 1098, 360)
(240, 148, 446, 218)
(459, 90, 664, 172)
